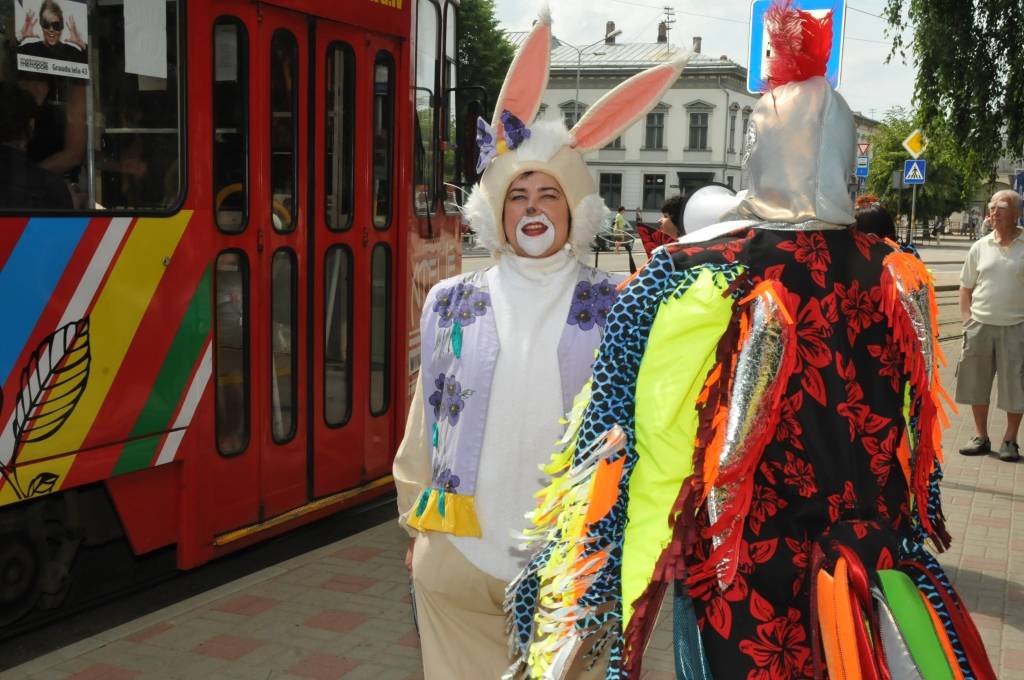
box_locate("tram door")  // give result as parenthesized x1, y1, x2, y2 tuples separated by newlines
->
(249, 8, 311, 518)
(311, 20, 400, 496)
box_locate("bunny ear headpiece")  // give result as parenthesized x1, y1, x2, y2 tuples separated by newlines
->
(464, 9, 690, 258)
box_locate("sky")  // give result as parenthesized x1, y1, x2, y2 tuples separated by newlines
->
(494, 0, 917, 121)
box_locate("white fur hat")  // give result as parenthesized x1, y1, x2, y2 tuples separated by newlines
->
(464, 9, 689, 258)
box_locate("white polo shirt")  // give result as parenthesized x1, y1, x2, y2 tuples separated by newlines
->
(960, 227, 1024, 326)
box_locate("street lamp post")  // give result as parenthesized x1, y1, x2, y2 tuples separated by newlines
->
(562, 30, 622, 123)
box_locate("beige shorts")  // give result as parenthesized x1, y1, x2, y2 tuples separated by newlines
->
(954, 320, 1024, 413)
(411, 532, 609, 679)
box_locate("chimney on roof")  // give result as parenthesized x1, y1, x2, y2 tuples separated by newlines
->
(606, 21, 617, 44)
(657, 22, 668, 43)
(692, 36, 702, 54)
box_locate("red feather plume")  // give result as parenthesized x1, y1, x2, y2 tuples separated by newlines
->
(763, 0, 834, 89)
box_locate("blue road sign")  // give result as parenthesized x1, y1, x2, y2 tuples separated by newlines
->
(904, 159, 926, 185)
(855, 166, 869, 178)
(748, 0, 847, 93)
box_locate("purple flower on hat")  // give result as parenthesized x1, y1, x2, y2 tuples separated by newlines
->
(476, 116, 497, 173)
(500, 110, 531, 150)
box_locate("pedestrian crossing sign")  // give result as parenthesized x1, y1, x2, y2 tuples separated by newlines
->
(904, 159, 926, 185)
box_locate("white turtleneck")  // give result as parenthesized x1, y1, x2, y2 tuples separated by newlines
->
(448, 247, 581, 581)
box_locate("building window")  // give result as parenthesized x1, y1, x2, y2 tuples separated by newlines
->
(603, 136, 624, 150)
(742, 108, 752, 152)
(643, 174, 665, 210)
(599, 173, 622, 210)
(688, 112, 709, 151)
(563, 108, 581, 128)
(729, 108, 738, 153)
(726, 175, 734, 189)
(644, 112, 664, 149)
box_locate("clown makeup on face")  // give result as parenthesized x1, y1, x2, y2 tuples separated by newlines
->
(502, 171, 571, 258)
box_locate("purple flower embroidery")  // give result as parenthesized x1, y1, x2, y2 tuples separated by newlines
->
(427, 372, 447, 419)
(428, 373, 472, 427)
(436, 468, 462, 491)
(434, 282, 490, 329)
(567, 279, 617, 330)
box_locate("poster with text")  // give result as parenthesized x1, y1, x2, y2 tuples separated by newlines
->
(14, 0, 89, 80)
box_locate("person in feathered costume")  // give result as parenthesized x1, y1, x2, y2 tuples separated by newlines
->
(505, 2, 995, 679)
(391, 8, 688, 678)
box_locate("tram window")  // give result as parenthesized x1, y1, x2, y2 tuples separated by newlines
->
(215, 251, 250, 456)
(213, 18, 249, 233)
(369, 244, 391, 416)
(442, 3, 459, 206)
(0, 0, 183, 214)
(324, 246, 352, 426)
(414, 0, 439, 215)
(371, 53, 394, 230)
(271, 249, 297, 443)
(324, 42, 354, 231)
(270, 30, 297, 233)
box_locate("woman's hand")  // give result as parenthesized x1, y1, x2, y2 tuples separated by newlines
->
(66, 16, 87, 51)
(405, 537, 416, 574)
(19, 10, 38, 42)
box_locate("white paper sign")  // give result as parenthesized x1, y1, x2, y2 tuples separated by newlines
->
(14, 0, 91, 80)
(124, 0, 166, 79)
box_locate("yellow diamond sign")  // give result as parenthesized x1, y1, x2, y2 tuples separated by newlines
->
(902, 129, 928, 159)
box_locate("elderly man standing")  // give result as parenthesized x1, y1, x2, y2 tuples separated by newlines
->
(957, 189, 1024, 461)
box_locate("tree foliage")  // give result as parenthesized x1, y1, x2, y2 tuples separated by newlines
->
(456, 0, 515, 121)
(866, 109, 967, 223)
(883, 0, 1024, 186)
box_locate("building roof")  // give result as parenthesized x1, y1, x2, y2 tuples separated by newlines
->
(504, 30, 745, 74)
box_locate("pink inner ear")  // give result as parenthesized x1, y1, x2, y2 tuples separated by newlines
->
(573, 66, 677, 151)
(496, 31, 549, 123)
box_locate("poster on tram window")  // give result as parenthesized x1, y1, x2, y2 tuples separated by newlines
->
(13, 0, 90, 80)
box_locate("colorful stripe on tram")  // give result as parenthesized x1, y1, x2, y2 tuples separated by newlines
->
(0, 213, 211, 508)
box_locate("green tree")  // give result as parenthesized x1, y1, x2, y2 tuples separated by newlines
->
(883, 0, 1024, 186)
(866, 109, 967, 227)
(457, 0, 515, 121)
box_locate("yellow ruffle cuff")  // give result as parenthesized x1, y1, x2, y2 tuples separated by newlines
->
(406, 487, 482, 537)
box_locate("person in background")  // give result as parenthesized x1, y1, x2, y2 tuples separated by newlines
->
(956, 189, 1024, 462)
(854, 201, 896, 240)
(638, 194, 685, 257)
(0, 82, 73, 209)
(611, 205, 628, 253)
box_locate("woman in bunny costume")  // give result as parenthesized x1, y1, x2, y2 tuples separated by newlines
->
(391, 8, 687, 678)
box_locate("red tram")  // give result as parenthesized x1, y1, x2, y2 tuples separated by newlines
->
(0, 0, 466, 626)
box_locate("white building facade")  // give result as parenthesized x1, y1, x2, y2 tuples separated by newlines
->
(509, 26, 878, 224)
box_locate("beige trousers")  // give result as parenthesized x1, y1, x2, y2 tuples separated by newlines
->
(412, 532, 609, 679)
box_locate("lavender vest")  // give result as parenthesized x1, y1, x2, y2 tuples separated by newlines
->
(419, 264, 622, 501)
